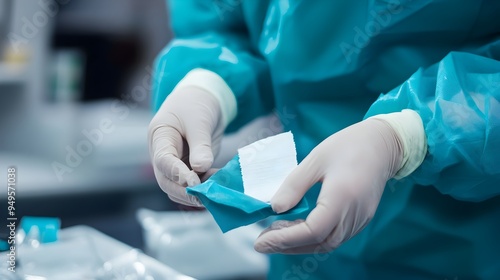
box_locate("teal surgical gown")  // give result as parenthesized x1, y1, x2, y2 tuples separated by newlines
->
(153, 0, 500, 278)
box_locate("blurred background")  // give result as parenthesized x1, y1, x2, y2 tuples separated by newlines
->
(0, 0, 173, 248)
(0, 1, 274, 279)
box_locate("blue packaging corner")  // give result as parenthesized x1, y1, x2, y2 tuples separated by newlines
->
(20, 216, 61, 243)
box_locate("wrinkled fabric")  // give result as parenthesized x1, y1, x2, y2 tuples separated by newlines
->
(366, 51, 500, 201)
(153, 0, 500, 278)
(187, 155, 308, 233)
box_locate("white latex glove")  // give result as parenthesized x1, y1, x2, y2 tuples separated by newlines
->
(254, 111, 426, 254)
(148, 86, 224, 207)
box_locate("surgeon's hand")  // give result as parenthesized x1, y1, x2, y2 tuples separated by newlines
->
(148, 86, 224, 207)
(254, 118, 405, 254)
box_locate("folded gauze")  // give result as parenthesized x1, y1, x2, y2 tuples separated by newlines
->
(187, 132, 309, 232)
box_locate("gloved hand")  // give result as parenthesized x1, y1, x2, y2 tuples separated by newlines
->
(254, 117, 408, 254)
(148, 86, 224, 207)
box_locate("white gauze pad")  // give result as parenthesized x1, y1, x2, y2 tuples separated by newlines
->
(237, 132, 298, 203)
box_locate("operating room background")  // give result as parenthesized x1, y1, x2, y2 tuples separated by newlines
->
(0, 0, 177, 249)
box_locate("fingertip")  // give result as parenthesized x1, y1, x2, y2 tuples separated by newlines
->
(254, 233, 275, 254)
(270, 196, 291, 214)
(189, 146, 214, 173)
(254, 219, 305, 254)
(254, 241, 270, 254)
(155, 155, 192, 185)
(270, 187, 300, 214)
(191, 159, 213, 173)
(185, 171, 201, 186)
(188, 195, 204, 208)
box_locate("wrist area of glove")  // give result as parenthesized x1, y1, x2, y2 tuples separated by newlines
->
(172, 68, 237, 127)
(368, 109, 427, 179)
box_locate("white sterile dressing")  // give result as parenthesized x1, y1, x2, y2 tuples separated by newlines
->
(238, 132, 298, 203)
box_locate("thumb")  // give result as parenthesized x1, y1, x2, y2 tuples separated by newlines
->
(186, 126, 215, 173)
(271, 155, 322, 214)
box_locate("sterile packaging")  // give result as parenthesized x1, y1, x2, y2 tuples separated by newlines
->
(187, 132, 309, 232)
(136, 208, 269, 280)
(0, 225, 193, 280)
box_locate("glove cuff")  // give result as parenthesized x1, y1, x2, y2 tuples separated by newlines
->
(369, 109, 427, 179)
(173, 68, 237, 127)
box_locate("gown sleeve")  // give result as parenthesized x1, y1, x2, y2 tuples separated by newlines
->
(365, 38, 500, 202)
(152, 0, 274, 132)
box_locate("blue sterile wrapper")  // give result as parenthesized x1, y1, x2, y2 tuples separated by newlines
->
(187, 155, 309, 233)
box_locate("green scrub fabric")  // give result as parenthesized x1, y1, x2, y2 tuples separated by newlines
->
(152, 0, 500, 278)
